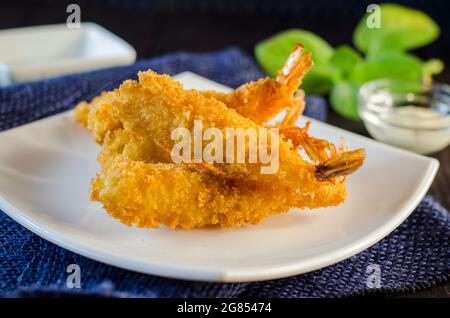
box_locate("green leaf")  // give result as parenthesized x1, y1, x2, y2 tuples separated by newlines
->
(330, 82, 361, 121)
(301, 65, 341, 95)
(349, 52, 423, 84)
(423, 59, 444, 77)
(353, 3, 440, 54)
(255, 29, 334, 76)
(330, 45, 362, 78)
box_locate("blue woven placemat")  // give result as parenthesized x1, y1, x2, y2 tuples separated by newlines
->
(0, 48, 449, 298)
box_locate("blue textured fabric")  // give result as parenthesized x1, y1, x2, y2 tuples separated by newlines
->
(0, 48, 448, 298)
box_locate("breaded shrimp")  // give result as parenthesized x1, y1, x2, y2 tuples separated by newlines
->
(91, 123, 360, 229)
(74, 43, 366, 229)
(75, 44, 312, 145)
(200, 44, 312, 125)
(91, 128, 350, 228)
(91, 154, 347, 229)
(108, 70, 364, 189)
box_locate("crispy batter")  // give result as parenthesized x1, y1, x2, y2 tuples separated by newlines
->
(76, 44, 312, 144)
(107, 70, 364, 186)
(75, 92, 121, 144)
(74, 43, 365, 229)
(92, 154, 346, 228)
(110, 71, 305, 184)
(93, 129, 348, 228)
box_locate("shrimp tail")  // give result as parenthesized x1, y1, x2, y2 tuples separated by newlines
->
(316, 149, 366, 181)
(280, 122, 336, 163)
(280, 122, 366, 181)
(275, 44, 313, 128)
(276, 44, 313, 94)
(279, 90, 305, 128)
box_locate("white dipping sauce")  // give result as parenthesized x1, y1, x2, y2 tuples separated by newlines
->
(361, 106, 450, 154)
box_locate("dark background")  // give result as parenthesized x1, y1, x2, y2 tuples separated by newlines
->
(0, 0, 448, 298)
(0, 0, 449, 71)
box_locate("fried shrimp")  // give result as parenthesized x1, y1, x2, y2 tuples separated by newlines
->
(74, 43, 365, 229)
(92, 127, 349, 228)
(108, 70, 364, 185)
(76, 44, 312, 145)
(201, 44, 312, 125)
(91, 153, 347, 229)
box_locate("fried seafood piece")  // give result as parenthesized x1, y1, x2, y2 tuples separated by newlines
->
(74, 91, 121, 144)
(93, 129, 349, 228)
(74, 44, 311, 145)
(92, 127, 354, 228)
(201, 44, 312, 125)
(107, 70, 364, 188)
(73, 43, 366, 229)
(91, 154, 347, 229)
(74, 90, 344, 184)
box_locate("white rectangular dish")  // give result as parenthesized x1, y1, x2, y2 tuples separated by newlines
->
(0, 23, 136, 84)
(0, 72, 439, 282)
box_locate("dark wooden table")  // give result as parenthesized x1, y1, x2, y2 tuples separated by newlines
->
(1, 0, 448, 298)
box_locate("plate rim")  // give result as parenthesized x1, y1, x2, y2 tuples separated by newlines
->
(0, 74, 440, 282)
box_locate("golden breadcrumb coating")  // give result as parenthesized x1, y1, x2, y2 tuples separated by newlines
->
(73, 44, 364, 229)
(91, 154, 346, 229)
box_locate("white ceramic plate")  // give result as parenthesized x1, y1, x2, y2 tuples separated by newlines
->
(0, 23, 136, 85)
(0, 72, 439, 282)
